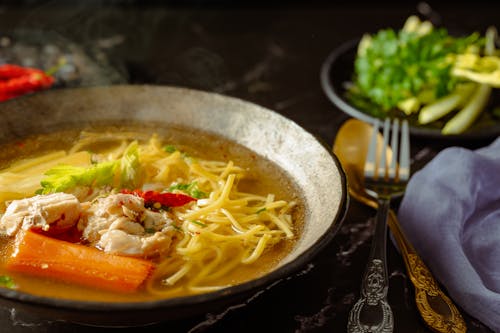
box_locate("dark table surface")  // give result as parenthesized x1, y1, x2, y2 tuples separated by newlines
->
(0, 1, 498, 332)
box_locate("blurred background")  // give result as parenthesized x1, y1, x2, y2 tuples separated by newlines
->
(1, 0, 498, 146)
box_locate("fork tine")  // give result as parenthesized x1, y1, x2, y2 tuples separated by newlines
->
(388, 118, 399, 179)
(398, 119, 410, 181)
(378, 118, 390, 179)
(364, 119, 380, 179)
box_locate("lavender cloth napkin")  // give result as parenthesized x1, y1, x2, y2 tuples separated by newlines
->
(397, 137, 500, 332)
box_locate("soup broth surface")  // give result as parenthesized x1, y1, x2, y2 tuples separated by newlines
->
(0, 123, 303, 302)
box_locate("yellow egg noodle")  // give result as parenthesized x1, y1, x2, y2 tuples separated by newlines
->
(0, 132, 296, 296)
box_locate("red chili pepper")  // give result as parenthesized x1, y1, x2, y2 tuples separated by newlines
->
(0, 70, 54, 94)
(121, 189, 196, 207)
(0, 64, 55, 102)
(0, 64, 34, 79)
(0, 92, 17, 102)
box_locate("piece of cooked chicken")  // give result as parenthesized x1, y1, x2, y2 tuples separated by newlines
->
(98, 229, 173, 257)
(0, 193, 81, 236)
(78, 193, 176, 258)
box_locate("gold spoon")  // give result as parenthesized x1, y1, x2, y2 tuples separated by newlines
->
(333, 118, 466, 333)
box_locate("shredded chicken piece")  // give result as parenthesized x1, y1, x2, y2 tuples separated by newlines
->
(0, 193, 81, 236)
(78, 193, 145, 242)
(98, 229, 173, 256)
(0, 191, 176, 259)
(78, 193, 176, 258)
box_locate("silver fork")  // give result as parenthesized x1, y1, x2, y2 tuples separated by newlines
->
(347, 118, 410, 333)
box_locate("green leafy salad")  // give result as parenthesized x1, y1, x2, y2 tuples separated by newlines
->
(347, 15, 500, 134)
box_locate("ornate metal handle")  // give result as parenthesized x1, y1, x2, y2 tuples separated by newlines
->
(348, 199, 393, 333)
(347, 188, 466, 332)
(389, 210, 467, 333)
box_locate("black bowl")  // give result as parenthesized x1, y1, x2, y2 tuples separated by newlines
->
(320, 39, 500, 140)
(0, 85, 348, 327)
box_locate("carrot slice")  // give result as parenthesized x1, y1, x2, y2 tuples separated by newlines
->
(7, 230, 155, 293)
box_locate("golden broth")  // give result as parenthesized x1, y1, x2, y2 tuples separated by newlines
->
(0, 123, 303, 302)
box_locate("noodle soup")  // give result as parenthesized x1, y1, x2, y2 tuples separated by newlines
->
(0, 124, 302, 302)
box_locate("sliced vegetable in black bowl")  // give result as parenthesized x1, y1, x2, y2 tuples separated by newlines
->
(320, 16, 500, 140)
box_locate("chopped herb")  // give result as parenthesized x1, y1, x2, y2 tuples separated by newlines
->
(0, 275, 16, 289)
(144, 227, 156, 234)
(169, 183, 189, 191)
(168, 182, 207, 199)
(190, 189, 207, 199)
(350, 19, 483, 112)
(163, 145, 177, 153)
(190, 220, 207, 227)
(172, 225, 183, 232)
(256, 207, 267, 214)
